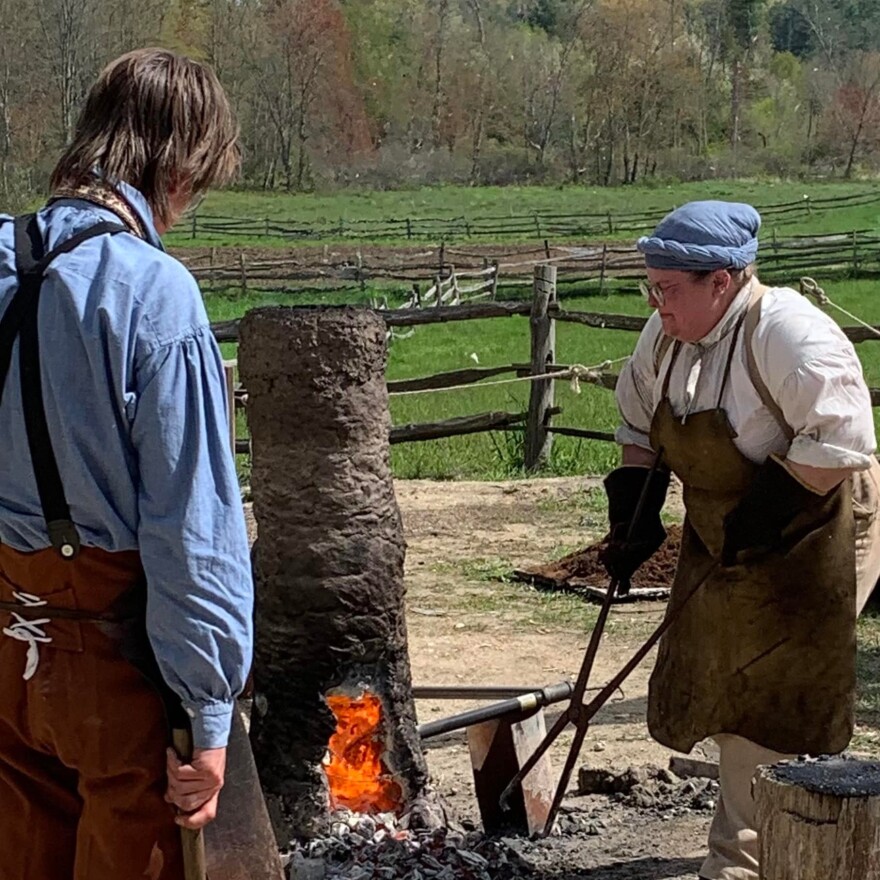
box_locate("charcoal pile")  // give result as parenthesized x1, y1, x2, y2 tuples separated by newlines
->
(513, 525, 682, 600)
(284, 810, 536, 880)
(577, 763, 718, 819)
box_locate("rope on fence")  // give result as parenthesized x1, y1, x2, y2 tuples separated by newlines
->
(799, 277, 880, 340)
(389, 355, 631, 397)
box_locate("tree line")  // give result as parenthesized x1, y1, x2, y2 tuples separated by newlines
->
(3, 0, 880, 206)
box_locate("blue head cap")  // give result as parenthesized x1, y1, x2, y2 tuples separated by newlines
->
(636, 201, 761, 271)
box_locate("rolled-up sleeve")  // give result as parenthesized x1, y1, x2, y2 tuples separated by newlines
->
(132, 326, 253, 749)
(752, 296, 877, 472)
(778, 351, 876, 470)
(615, 314, 663, 450)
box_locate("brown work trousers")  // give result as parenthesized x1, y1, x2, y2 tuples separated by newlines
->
(0, 544, 184, 880)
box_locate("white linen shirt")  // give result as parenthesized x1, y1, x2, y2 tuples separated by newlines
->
(615, 281, 877, 470)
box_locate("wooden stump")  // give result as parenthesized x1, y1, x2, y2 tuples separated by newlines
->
(754, 757, 880, 879)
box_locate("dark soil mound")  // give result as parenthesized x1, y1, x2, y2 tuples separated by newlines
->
(515, 525, 682, 592)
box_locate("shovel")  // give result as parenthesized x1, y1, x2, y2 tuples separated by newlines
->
(173, 706, 285, 880)
(172, 727, 209, 880)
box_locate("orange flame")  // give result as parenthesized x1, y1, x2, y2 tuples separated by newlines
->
(324, 691, 402, 814)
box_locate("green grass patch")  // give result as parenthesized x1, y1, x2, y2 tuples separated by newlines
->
(436, 565, 603, 632)
(167, 180, 880, 248)
(536, 485, 611, 532)
(856, 610, 880, 752)
(213, 276, 880, 481)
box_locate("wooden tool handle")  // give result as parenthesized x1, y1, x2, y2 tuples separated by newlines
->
(172, 727, 208, 880)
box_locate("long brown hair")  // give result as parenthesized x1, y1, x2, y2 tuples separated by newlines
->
(50, 48, 240, 227)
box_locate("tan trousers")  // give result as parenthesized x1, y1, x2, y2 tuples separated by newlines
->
(699, 462, 880, 880)
(699, 735, 791, 879)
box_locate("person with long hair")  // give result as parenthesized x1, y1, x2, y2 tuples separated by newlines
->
(0, 48, 252, 878)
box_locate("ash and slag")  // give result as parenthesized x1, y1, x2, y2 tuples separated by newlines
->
(771, 757, 880, 798)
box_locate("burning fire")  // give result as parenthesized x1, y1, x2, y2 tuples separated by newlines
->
(324, 690, 402, 814)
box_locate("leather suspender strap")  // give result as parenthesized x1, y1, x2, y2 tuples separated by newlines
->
(0, 213, 127, 558)
(743, 292, 795, 442)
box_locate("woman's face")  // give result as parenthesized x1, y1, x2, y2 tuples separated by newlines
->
(642, 268, 736, 342)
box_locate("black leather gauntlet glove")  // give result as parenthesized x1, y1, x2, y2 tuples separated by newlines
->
(722, 456, 827, 567)
(599, 465, 670, 593)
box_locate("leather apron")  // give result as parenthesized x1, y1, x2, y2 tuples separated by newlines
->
(646, 294, 857, 756)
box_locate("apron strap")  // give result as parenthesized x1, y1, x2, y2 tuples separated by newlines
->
(715, 307, 749, 408)
(659, 339, 682, 399)
(743, 291, 795, 442)
(653, 332, 675, 375)
(0, 213, 127, 558)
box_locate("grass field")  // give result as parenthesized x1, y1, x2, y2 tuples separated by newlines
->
(191, 178, 880, 480)
(208, 277, 880, 481)
(166, 179, 880, 248)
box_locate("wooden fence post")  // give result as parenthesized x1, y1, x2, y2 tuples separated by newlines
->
(524, 265, 557, 472)
(209, 246, 217, 290)
(223, 360, 237, 459)
(239, 253, 248, 295)
(598, 244, 608, 295)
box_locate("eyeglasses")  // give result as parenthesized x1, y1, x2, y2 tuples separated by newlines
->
(639, 280, 666, 307)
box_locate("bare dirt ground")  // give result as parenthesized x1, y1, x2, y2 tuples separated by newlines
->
(247, 475, 879, 878)
(397, 477, 714, 880)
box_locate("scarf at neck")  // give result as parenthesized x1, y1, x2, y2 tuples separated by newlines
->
(50, 179, 148, 239)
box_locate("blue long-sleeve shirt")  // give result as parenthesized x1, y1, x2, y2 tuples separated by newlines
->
(0, 183, 253, 749)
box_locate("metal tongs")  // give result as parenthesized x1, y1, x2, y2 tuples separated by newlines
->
(500, 449, 718, 835)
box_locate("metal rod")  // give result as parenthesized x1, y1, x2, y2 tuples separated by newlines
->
(418, 681, 574, 739)
(499, 449, 670, 827)
(534, 560, 719, 835)
(413, 684, 559, 700)
(567, 449, 665, 707)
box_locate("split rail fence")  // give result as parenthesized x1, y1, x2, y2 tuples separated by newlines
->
(185, 227, 880, 302)
(183, 190, 880, 243)
(215, 266, 880, 472)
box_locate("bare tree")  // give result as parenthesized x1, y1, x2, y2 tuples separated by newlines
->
(430, 0, 451, 150)
(38, 0, 99, 141)
(465, 0, 488, 182)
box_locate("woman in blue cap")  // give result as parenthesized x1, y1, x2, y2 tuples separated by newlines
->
(602, 200, 880, 880)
